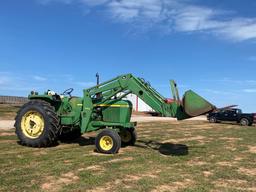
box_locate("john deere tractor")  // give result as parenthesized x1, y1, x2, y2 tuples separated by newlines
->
(15, 74, 215, 154)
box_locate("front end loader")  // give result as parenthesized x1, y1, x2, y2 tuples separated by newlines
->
(15, 74, 215, 154)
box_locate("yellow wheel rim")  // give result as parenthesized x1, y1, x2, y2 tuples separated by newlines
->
(99, 136, 113, 151)
(120, 130, 132, 143)
(21, 111, 45, 139)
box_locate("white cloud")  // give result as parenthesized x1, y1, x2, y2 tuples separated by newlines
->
(108, 0, 162, 22)
(33, 75, 47, 81)
(37, 0, 256, 42)
(215, 18, 256, 41)
(174, 6, 223, 32)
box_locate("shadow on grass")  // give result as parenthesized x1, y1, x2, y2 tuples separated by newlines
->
(17, 140, 60, 147)
(60, 137, 188, 156)
(136, 140, 189, 156)
(16, 136, 95, 149)
(60, 136, 95, 146)
(17, 136, 188, 156)
(53, 137, 189, 156)
(213, 121, 250, 126)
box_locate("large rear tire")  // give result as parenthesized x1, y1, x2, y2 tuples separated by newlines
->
(15, 100, 59, 147)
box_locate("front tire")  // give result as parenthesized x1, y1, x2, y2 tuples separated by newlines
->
(15, 100, 59, 147)
(119, 128, 137, 147)
(209, 117, 217, 123)
(240, 118, 249, 126)
(95, 129, 121, 154)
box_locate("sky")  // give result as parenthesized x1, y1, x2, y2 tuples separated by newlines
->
(0, 0, 256, 112)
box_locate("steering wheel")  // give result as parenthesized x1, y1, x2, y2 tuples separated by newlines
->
(62, 88, 74, 97)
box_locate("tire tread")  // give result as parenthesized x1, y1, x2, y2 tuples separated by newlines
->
(15, 100, 60, 147)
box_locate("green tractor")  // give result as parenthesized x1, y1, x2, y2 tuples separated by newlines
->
(15, 74, 215, 154)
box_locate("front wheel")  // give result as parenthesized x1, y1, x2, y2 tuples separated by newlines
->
(240, 118, 249, 126)
(119, 128, 137, 147)
(95, 129, 121, 154)
(209, 117, 217, 123)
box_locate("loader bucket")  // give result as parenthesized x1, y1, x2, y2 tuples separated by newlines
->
(182, 90, 215, 117)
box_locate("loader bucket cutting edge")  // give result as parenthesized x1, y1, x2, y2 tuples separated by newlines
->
(182, 90, 215, 117)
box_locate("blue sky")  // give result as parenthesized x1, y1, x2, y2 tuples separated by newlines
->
(0, 0, 256, 112)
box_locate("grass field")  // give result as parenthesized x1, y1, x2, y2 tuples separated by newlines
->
(0, 121, 256, 192)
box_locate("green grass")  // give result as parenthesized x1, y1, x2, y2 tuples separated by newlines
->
(0, 121, 256, 191)
(0, 104, 21, 119)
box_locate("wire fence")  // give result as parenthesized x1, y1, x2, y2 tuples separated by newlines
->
(0, 96, 28, 104)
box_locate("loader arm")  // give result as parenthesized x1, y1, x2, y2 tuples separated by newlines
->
(82, 74, 214, 123)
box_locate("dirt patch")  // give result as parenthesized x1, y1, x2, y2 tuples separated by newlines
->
(234, 157, 244, 161)
(78, 156, 134, 175)
(140, 174, 157, 178)
(151, 178, 194, 192)
(41, 172, 79, 191)
(62, 172, 79, 180)
(0, 120, 15, 129)
(239, 168, 256, 176)
(216, 161, 234, 167)
(214, 179, 248, 189)
(0, 139, 16, 144)
(87, 170, 160, 192)
(118, 146, 135, 154)
(63, 160, 72, 164)
(131, 116, 177, 122)
(140, 130, 154, 134)
(187, 160, 207, 166)
(203, 171, 213, 177)
(82, 165, 105, 174)
(105, 157, 133, 163)
(88, 150, 114, 156)
(187, 124, 214, 130)
(225, 146, 237, 151)
(163, 136, 206, 143)
(248, 146, 256, 154)
(87, 184, 111, 192)
(85, 165, 102, 171)
(220, 137, 242, 142)
(32, 150, 48, 156)
(139, 134, 152, 138)
(0, 132, 15, 136)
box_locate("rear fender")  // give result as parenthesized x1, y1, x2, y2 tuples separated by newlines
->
(29, 95, 53, 102)
(29, 94, 62, 109)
